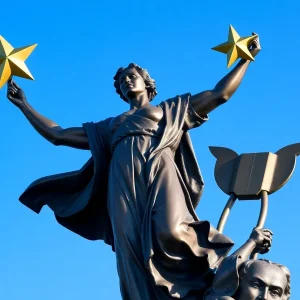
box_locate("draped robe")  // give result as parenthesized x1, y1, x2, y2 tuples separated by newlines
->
(20, 94, 233, 299)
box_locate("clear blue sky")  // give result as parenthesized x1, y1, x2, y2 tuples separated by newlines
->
(0, 0, 299, 299)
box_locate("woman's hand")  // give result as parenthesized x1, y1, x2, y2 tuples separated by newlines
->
(7, 78, 27, 108)
(249, 228, 273, 255)
(249, 32, 261, 58)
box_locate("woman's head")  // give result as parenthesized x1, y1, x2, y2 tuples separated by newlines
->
(113, 63, 158, 103)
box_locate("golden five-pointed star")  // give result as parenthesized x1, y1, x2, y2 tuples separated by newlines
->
(212, 25, 257, 68)
(0, 35, 37, 88)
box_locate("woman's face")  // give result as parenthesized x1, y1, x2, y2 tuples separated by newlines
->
(119, 68, 147, 100)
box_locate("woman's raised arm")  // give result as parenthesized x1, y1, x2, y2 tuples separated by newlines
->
(7, 79, 89, 150)
(190, 35, 261, 117)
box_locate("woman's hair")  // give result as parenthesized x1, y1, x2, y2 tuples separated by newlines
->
(239, 259, 291, 300)
(113, 63, 158, 102)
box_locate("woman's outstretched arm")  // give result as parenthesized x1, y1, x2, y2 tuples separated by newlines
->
(7, 79, 89, 150)
(190, 34, 261, 117)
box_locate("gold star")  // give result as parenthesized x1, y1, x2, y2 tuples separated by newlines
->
(212, 25, 257, 68)
(0, 35, 37, 88)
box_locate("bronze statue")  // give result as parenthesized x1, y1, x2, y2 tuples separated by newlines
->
(7, 36, 260, 299)
(204, 228, 290, 300)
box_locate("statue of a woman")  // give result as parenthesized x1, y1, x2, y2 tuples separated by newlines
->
(7, 37, 260, 299)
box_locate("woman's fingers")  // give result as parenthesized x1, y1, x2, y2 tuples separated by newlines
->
(249, 33, 261, 52)
(12, 80, 20, 89)
(7, 78, 20, 90)
(8, 89, 16, 96)
(7, 79, 21, 96)
(7, 81, 19, 100)
(8, 86, 17, 94)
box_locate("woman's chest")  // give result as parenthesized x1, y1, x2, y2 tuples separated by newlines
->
(109, 105, 163, 133)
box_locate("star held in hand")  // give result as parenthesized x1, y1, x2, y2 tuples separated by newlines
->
(0, 35, 37, 88)
(212, 25, 257, 68)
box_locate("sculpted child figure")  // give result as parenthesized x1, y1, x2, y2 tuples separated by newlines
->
(7, 37, 260, 299)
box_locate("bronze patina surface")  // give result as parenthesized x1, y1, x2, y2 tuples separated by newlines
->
(6, 34, 288, 300)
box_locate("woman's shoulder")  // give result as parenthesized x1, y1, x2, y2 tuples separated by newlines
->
(158, 93, 192, 107)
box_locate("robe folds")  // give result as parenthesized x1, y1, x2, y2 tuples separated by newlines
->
(20, 94, 233, 299)
(203, 254, 241, 300)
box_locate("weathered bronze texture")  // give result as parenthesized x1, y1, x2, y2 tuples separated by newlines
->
(0, 36, 36, 88)
(7, 36, 261, 299)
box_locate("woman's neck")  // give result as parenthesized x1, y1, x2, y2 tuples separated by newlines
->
(128, 92, 150, 110)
